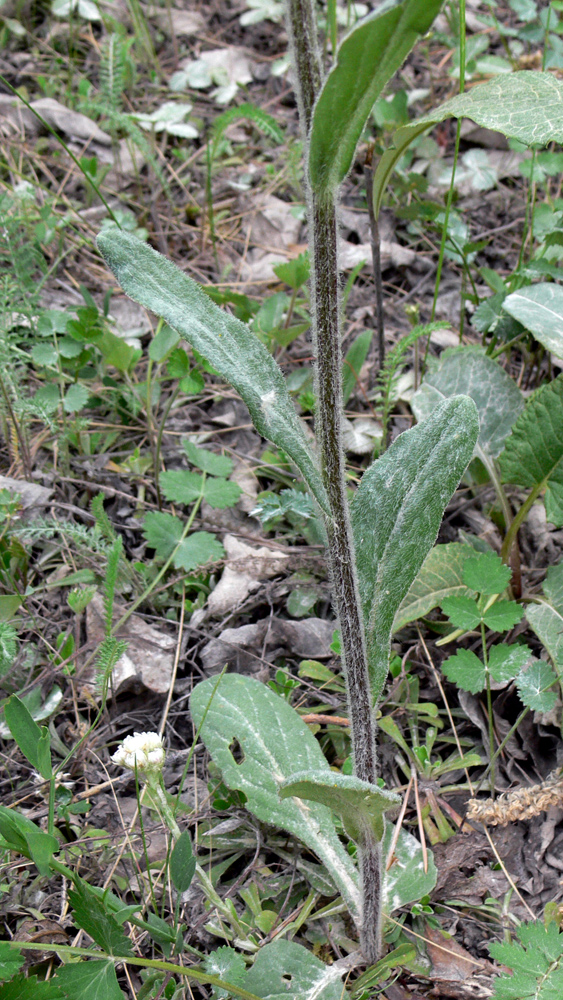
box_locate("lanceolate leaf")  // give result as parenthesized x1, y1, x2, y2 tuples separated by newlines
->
(280, 770, 399, 844)
(373, 71, 563, 215)
(393, 542, 476, 632)
(351, 396, 478, 699)
(503, 283, 563, 359)
(500, 375, 563, 526)
(189, 673, 361, 925)
(411, 347, 524, 464)
(97, 231, 329, 515)
(309, 0, 444, 197)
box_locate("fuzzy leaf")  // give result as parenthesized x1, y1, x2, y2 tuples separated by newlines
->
(490, 919, 563, 1000)
(142, 511, 183, 560)
(503, 283, 563, 359)
(373, 72, 563, 216)
(183, 441, 233, 477)
(527, 561, 563, 671)
(309, 0, 444, 197)
(351, 396, 479, 698)
(442, 648, 486, 694)
(96, 231, 328, 514)
(500, 375, 563, 526)
(411, 347, 524, 463)
(69, 877, 134, 956)
(53, 962, 126, 1000)
(482, 601, 524, 633)
(204, 947, 246, 1000)
(441, 596, 482, 631)
(243, 940, 344, 1000)
(462, 552, 511, 596)
(488, 644, 532, 683)
(515, 660, 558, 712)
(173, 532, 224, 571)
(280, 770, 399, 844)
(170, 830, 196, 893)
(393, 542, 475, 631)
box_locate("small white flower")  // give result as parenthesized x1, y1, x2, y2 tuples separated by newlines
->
(111, 731, 165, 775)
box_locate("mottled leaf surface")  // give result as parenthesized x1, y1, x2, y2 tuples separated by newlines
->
(503, 283, 563, 359)
(243, 940, 344, 1000)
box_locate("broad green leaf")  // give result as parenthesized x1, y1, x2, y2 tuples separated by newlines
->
(0, 974, 63, 998)
(203, 477, 242, 510)
(0, 595, 22, 622)
(308, 0, 444, 197)
(381, 823, 437, 915)
(462, 552, 511, 596)
(142, 511, 183, 560)
(173, 532, 224, 571)
(490, 920, 563, 1000)
(527, 561, 563, 671)
(53, 961, 127, 1000)
(183, 441, 233, 477)
(96, 231, 329, 515)
(3, 695, 52, 780)
(149, 323, 179, 361)
(69, 876, 134, 956)
(442, 648, 486, 694)
(373, 72, 563, 216)
(0, 806, 59, 876)
(500, 375, 563, 526)
(205, 947, 246, 998)
(63, 383, 89, 414)
(160, 469, 204, 506)
(0, 942, 23, 983)
(243, 940, 344, 1000)
(503, 283, 563, 359)
(441, 596, 481, 631)
(482, 601, 524, 633)
(488, 644, 532, 683)
(515, 659, 558, 712)
(411, 347, 524, 463)
(280, 770, 399, 843)
(393, 542, 475, 631)
(190, 673, 361, 924)
(342, 329, 373, 405)
(351, 396, 478, 698)
(170, 830, 196, 892)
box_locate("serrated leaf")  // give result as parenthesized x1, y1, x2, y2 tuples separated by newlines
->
(53, 961, 127, 1000)
(352, 396, 479, 698)
(393, 542, 476, 631)
(280, 770, 399, 844)
(63, 383, 89, 414)
(490, 920, 563, 1000)
(515, 660, 558, 712)
(69, 877, 134, 956)
(142, 511, 183, 560)
(442, 648, 486, 694)
(411, 347, 524, 463)
(204, 947, 246, 1000)
(488, 643, 532, 683)
(373, 72, 563, 216)
(441, 596, 482, 631)
(500, 375, 563, 526)
(183, 441, 233, 477)
(203, 477, 242, 509)
(96, 231, 329, 515)
(160, 469, 204, 506)
(170, 830, 196, 892)
(462, 552, 511, 596)
(0, 974, 63, 999)
(243, 940, 345, 1000)
(308, 0, 444, 197)
(173, 532, 224, 571)
(527, 560, 563, 672)
(482, 600, 524, 632)
(503, 283, 563, 359)
(0, 942, 23, 983)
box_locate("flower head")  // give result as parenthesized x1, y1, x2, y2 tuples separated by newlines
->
(111, 731, 165, 776)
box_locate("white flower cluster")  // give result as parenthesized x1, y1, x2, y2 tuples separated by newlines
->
(111, 731, 165, 774)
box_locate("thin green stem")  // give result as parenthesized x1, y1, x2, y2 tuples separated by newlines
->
(481, 622, 495, 793)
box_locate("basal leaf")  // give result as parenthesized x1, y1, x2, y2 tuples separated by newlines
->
(373, 72, 563, 216)
(411, 347, 524, 464)
(503, 283, 563, 359)
(441, 648, 486, 694)
(393, 542, 475, 632)
(204, 947, 246, 997)
(351, 395, 478, 699)
(462, 552, 511, 596)
(69, 876, 134, 956)
(160, 470, 204, 506)
(189, 673, 361, 925)
(170, 830, 196, 893)
(243, 940, 344, 1000)
(500, 375, 563, 526)
(173, 532, 224, 571)
(515, 659, 558, 712)
(527, 561, 563, 671)
(280, 770, 399, 844)
(488, 643, 532, 683)
(96, 231, 328, 515)
(184, 441, 233, 477)
(53, 961, 127, 1000)
(142, 511, 183, 560)
(309, 0, 444, 197)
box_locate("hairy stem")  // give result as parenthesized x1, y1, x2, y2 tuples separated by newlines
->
(285, 0, 322, 133)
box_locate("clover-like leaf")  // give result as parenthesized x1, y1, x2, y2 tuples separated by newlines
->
(515, 660, 558, 712)
(488, 644, 532, 684)
(462, 552, 511, 596)
(482, 601, 523, 633)
(441, 596, 482, 631)
(442, 648, 486, 694)
(184, 441, 233, 477)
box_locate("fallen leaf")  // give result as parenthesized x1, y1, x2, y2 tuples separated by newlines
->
(199, 616, 335, 675)
(200, 534, 289, 618)
(31, 97, 112, 144)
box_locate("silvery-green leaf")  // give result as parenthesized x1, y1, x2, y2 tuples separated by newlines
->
(243, 940, 344, 1000)
(393, 543, 475, 632)
(189, 674, 361, 925)
(503, 283, 563, 359)
(527, 560, 563, 672)
(351, 396, 478, 698)
(500, 374, 563, 525)
(280, 770, 399, 843)
(411, 347, 524, 462)
(373, 72, 563, 215)
(382, 823, 437, 914)
(97, 231, 329, 515)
